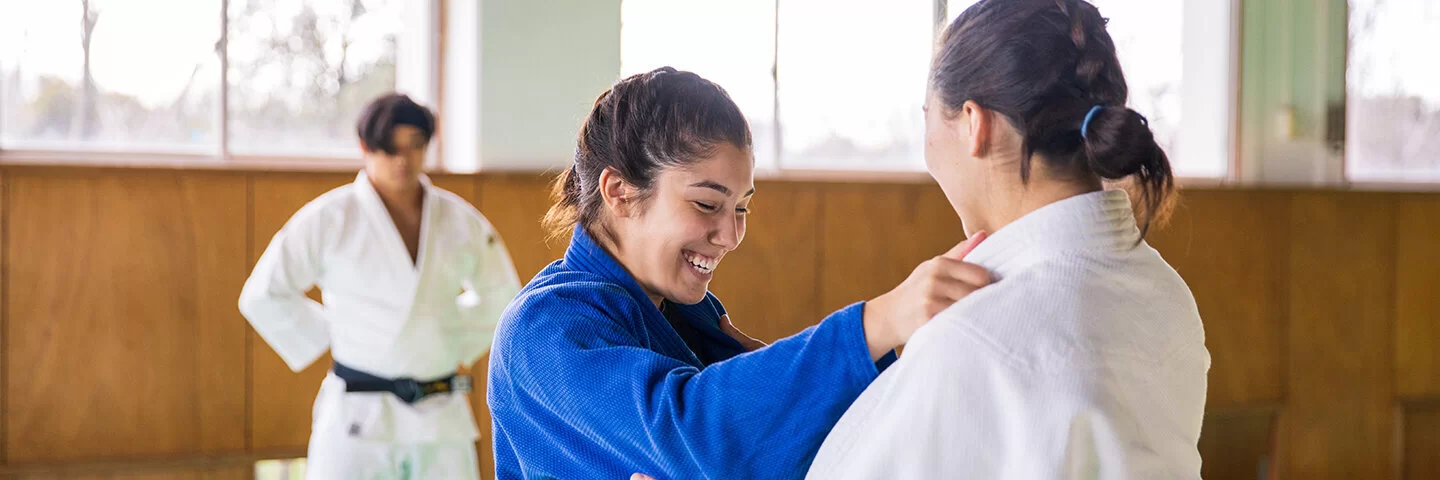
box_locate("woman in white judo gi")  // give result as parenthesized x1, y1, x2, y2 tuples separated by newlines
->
(239, 93, 520, 480)
(806, 0, 1210, 478)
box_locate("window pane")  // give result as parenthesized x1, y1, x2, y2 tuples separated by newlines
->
(227, 0, 402, 156)
(947, 0, 1210, 177)
(0, 0, 221, 152)
(1346, 0, 1440, 182)
(778, 0, 933, 170)
(255, 458, 307, 480)
(620, 0, 777, 169)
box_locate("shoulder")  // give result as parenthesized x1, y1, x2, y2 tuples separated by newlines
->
(497, 269, 645, 342)
(929, 251, 1204, 373)
(429, 187, 503, 235)
(277, 184, 358, 233)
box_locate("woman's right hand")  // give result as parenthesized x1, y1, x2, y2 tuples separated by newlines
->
(862, 232, 991, 360)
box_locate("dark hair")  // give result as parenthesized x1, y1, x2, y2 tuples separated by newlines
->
(356, 93, 437, 155)
(934, 0, 1175, 239)
(542, 67, 752, 241)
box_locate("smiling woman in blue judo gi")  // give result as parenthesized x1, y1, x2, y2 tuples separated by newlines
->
(485, 67, 993, 479)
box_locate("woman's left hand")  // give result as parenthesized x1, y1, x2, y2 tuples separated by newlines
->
(720, 314, 767, 351)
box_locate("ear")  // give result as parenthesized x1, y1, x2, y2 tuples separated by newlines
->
(960, 100, 993, 159)
(598, 167, 639, 218)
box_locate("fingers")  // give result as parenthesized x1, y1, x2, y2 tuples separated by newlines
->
(718, 314, 738, 332)
(942, 231, 988, 260)
(930, 257, 993, 287)
(927, 276, 983, 304)
(631, 474, 656, 480)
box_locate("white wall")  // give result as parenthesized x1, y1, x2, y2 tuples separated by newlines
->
(441, 0, 621, 172)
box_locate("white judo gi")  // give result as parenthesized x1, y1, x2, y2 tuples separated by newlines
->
(807, 190, 1211, 480)
(239, 171, 521, 480)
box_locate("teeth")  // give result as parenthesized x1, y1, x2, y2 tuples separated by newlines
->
(685, 252, 719, 273)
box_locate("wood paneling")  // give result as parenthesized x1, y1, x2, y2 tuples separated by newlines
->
(4, 171, 248, 462)
(817, 183, 966, 315)
(1284, 193, 1395, 480)
(476, 174, 568, 282)
(246, 173, 352, 451)
(1, 169, 6, 466)
(1146, 191, 1288, 407)
(706, 181, 822, 342)
(2, 165, 1439, 478)
(1404, 404, 1440, 480)
(430, 174, 478, 207)
(462, 359, 493, 480)
(1, 170, 6, 465)
(1396, 197, 1440, 398)
(1197, 408, 1279, 480)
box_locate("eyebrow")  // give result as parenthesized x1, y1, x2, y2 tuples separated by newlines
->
(689, 180, 755, 197)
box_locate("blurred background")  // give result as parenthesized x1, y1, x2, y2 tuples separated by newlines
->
(0, 0, 1435, 479)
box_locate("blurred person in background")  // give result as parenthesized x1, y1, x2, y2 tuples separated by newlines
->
(239, 93, 521, 480)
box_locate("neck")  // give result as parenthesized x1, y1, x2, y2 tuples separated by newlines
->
(591, 225, 665, 308)
(367, 169, 423, 209)
(969, 177, 1100, 236)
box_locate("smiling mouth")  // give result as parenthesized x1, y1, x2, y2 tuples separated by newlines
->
(683, 250, 720, 275)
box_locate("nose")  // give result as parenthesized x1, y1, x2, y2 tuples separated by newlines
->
(712, 213, 741, 252)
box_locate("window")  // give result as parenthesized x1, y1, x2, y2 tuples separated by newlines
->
(1346, 0, 1440, 182)
(228, 0, 404, 156)
(622, 0, 1230, 177)
(0, 0, 424, 159)
(0, 0, 222, 152)
(951, 0, 1228, 178)
(620, 0, 778, 168)
(255, 458, 306, 480)
(778, 0, 934, 170)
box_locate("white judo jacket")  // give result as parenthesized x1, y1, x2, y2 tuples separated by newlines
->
(239, 170, 521, 443)
(807, 190, 1211, 480)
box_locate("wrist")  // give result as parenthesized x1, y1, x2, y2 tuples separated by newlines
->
(862, 294, 897, 360)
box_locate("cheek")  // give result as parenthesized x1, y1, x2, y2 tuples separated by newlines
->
(924, 122, 951, 169)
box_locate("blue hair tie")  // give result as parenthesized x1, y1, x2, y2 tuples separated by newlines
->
(1080, 105, 1105, 140)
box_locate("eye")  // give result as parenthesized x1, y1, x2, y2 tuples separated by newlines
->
(693, 201, 719, 212)
(736, 207, 750, 215)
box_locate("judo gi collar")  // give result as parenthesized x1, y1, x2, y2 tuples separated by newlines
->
(961, 189, 1141, 280)
(564, 226, 658, 306)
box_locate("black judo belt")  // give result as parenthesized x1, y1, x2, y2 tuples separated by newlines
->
(332, 361, 472, 404)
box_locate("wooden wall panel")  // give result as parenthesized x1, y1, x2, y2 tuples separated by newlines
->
(4, 171, 248, 462)
(2, 164, 1437, 477)
(476, 174, 568, 282)
(817, 183, 966, 315)
(1, 170, 6, 465)
(246, 173, 352, 451)
(1403, 404, 1440, 480)
(1146, 191, 1288, 407)
(1283, 193, 1395, 480)
(706, 181, 822, 342)
(462, 358, 493, 480)
(1197, 408, 1278, 480)
(430, 174, 479, 207)
(1395, 197, 1440, 398)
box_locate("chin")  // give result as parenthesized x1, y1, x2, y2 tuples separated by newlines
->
(667, 288, 708, 306)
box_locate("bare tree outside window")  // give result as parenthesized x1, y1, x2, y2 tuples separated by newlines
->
(0, 0, 221, 151)
(227, 0, 402, 156)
